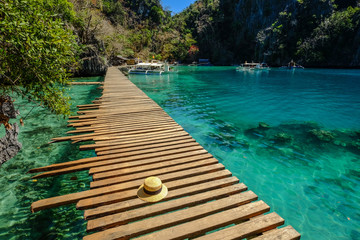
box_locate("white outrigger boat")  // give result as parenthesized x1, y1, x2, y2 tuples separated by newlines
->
(236, 62, 270, 71)
(129, 61, 170, 75)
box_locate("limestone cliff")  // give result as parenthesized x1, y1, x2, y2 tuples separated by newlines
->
(179, 0, 360, 67)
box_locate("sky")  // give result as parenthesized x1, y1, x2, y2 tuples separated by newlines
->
(161, 0, 196, 14)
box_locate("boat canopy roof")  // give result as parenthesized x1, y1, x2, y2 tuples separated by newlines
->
(242, 62, 260, 66)
(136, 62, 164, 67)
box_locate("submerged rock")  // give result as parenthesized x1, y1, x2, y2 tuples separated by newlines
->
(353, 131, 360, 138)
(258, 122, 270, 130)
(245, 128, 264, 139)
(273, 132, 293, 144)
(309, 129, 335, 142)
(237, 139, 250, 149)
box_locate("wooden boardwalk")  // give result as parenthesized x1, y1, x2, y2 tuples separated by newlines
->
(29, 67, 301, 240)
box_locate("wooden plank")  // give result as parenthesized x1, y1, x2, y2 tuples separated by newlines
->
(76, 126, 184, 143)
(252, 226, 301, 240)
(90, 153, 213, 181)
(87, 163, 225, 196)
(67, 110, 167, 123)
(96, 139, 197, 156)
(87, 187, 252, 232)
(74, 108, 162, 120)
(91, 128, 183, 141)
(67, 121, 178, 134)
(76, 169, 232, 210)
(79, 132, 189, 151)
(135, 203, 275, 240)
(30, 148, 207, 178)
(77, 104, 100, 108)
(70, 82, 103, 85)
(91, 158, 218, 187)
(193, 212, 284, 240)
(68, 116, 174, 127)
(67, 119, 177, 133)
(88, 148, 207, 175)
(31, 170, 232, 213)
(84, 177, 241, 220)
(92, 134, 192, 152)
(83, 130, 188, 148)
(90, 161, 222, 189)
(77, 105, 161, 114)
(51, 125, 183, 143)
(83, 198, 267, 240)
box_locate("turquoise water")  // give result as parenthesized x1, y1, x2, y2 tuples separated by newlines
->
(0, 77, 102, 240)
(129, 67, 360, 240)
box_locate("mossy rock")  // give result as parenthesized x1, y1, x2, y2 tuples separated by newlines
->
(258, 122, 270, 130)
(245, 128, 264, 139)
(354, 131, 360, 138)
(309, 129, 335, 142)
(351, 140, 360, 150)
(273, 132, 293, 143)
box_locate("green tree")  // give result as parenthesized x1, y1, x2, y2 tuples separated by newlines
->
(0, 0, 78, 115)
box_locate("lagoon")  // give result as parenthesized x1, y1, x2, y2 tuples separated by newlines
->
(0, 68, 359, 239)
(129, 67, 360, 240)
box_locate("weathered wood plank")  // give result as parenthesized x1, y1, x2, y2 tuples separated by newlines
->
(77, 170, 232, 210)
(89, 162, 223, 191)
(30, 148, 207, 178)
(96, 139, 197, 156)
(79, 132, 189, 150)
(51, 125, 183, 143)
(83, 198, 267, 240)
(91, 128, 183, 141)
(90, 158, 218, 187)
(193, 212, 285, 240)
(31, 170, 232, 212)
(252, 226, 301, 240)
(88, 148, 207, 175)
(70, 82, 103, 85)
(87, 187, 253, 232)
(93, 134, 192, 152)
(84, 177, 241, 220)
(90, 153, 213, 181)
(67, 119, 177, 133)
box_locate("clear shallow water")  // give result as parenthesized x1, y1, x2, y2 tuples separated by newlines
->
(129, 67, 360, 240)
(0, 77, 102, 240)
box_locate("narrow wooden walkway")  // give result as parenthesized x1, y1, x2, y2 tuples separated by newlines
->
(29, 67, 301, 240)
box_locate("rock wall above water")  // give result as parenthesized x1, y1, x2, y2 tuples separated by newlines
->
(179, 0, 360, 67)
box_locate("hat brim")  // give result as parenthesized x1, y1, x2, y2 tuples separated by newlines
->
(137, 184, 168, 202)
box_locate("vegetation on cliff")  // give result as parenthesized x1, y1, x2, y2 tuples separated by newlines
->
(68, 0, 196, 70)
(178, 0, 360, 66)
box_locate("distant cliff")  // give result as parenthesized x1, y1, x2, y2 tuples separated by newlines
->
(177, 0, 360, 67)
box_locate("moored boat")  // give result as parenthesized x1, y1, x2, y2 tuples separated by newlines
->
(129, 61, 171, 75)
(280, 60, 304, 70)
(236, 62, 270, 71)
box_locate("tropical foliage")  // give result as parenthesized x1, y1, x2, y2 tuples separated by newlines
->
(0, 0, 78, 115)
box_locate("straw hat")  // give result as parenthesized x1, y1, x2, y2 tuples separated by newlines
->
(137, 176, 168, 202)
